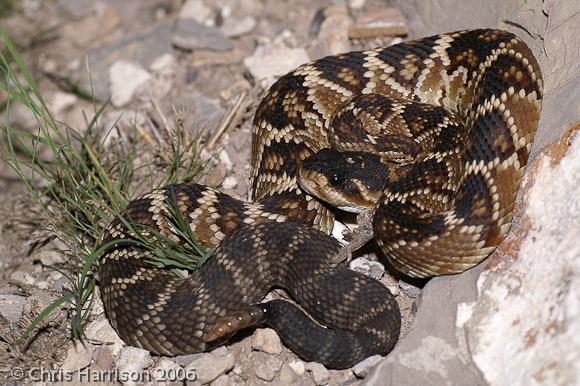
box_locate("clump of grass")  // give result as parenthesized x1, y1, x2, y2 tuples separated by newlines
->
(0, 28, 210, 345)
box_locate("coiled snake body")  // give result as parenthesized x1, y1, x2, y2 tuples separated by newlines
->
(99, 29, 542, 368)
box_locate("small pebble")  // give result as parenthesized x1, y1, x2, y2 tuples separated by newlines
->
(352, 355, 383, 378)
(222, 176, 238, 190)
(254, 356, 283, 381)
(210, 374, 234, 386)
(0, 294, 26, 323)
(187, 352, 235, 384)
(399, 280, 422, 297)
(278, 364, 300, 384)
(60, 341, 97, 373)
(115, 346, 153, 386)
(251, 328, 283, 355)
(109, 60, 151, 107)
(306, 362, 330, 386)
(288, 360, 306, 376)
(34, 250, 65, 266)
(9, 271, 35, 286)
(349, 257, 385, 280)
(220, 16, 256, 37)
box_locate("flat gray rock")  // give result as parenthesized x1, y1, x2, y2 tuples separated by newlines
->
(365, 271, 486, 386)
(172, 19, 233, 51)
(73, 21, 174, 101)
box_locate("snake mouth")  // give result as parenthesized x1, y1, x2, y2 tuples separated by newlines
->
(297, 166, 328, 200)
(297, 165, 369, 213)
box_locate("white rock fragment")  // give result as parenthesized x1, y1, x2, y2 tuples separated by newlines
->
(349, 0, 367, 9)
(251, 328, 283, 355)
(220, 16, 256, 37)
(460, 132, 580, 386)
(331, 221, 350, 245)
(109, 60, 152, 107)
(222, 176, 238, 190)
(288, 360, 306, 376)
(306, 362, 330, 385)
(278, 363, 300, 384)
(34, 250, 65, 266)
(115, 346, 153, 386)
(243, 46, 309, 85)
(349, 257, 385, 280)
(210, 373, 234, 386)
(60, 341, 96, 372)
(186, 352, 235, 384)
(152, 358, 186, 384)
(399, 280, 421, 297)
(218, 149, 234, 171)
(84, 317, 125, 358)
(352, 354, 383, 378)
(48, 91, 78, 117)
(149, 53, 177, 76)
(9, 271, 35, 286)
(0, 294, 26, 323)
(254, 356, 283, 381)
(179, 0, 215, 26)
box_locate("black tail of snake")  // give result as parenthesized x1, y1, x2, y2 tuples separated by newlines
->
(99, 29, 542, 368)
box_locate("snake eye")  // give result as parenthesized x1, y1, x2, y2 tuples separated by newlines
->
(331, 174, 341, 184)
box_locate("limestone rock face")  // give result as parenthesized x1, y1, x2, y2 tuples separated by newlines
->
(460, 127, 580, 386)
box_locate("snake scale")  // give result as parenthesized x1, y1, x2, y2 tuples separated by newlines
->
(99, 29, 542, 368)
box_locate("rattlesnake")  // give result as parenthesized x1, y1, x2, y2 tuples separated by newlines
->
(99, 29, 542, 368)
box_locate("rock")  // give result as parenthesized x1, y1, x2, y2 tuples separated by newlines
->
(74, 21, 174, 100)
(255, 356, 283, 382)
(457, 128, 580, 386)
(173, 91, 225, 134)
(153, 358, 187, 385)
(174, 352, 204, 367)
(222, 176, 238, 190)
(288, 360, 306, 376)
(306, 362, 330, 386)
(186, 351, 235, 384)
(251, 328, 283, 355)
(93, 346, 114, 371)
(243, 46, 309, 85)
(0, 294, 26, 323)
(179, 0, 215, 26)
(59, 6, 122, 48)
(399, 280, 421, 298)
(315, 4, 352, 56)
(218, 150, 233, 172)
(364, 270, 486, 385)
(34, 250, 65, 266)
(352, 355, 383, 378)
(84, 317, 125, 357)
(349, 0, 367, 9)
(108, 60, 152, 107)
(349, 257, 385, 280)
(205, 163, 227, 186)
(149, 53, 177, 77)
(60, 341, 96, 372)
(9, 271, 35, 286)
(48, 92, 78, 119)
(278, 364, 300, 384)
(57, 0, 97, 19)
(349, 8, 408, 39)
(220, 16, 256, 37)
(115, 346, 153, 386)
(172, 19, 233, 51)
(210, 374, 234, 386)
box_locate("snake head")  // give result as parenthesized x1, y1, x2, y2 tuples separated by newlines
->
(297, 148, 389, 212)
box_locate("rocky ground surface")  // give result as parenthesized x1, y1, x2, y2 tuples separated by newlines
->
(0, 0, 578, 385)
